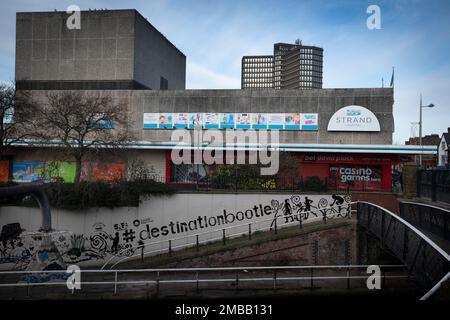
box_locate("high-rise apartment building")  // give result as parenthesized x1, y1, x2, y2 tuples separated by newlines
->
(241, 42, 323, 89)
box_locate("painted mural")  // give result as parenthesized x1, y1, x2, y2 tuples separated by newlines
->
(0, 160, 9, 182)
(81, 162, 126, 181)
(12, 161, 45, 182)
(0, 194, 351, 271)
(44, 161, 76, 183)
(0, 222, 135, 271)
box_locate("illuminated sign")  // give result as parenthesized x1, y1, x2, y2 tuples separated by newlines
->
(327, 106, 380, 132)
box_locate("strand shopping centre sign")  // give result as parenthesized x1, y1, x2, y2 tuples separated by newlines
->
(327, 105, 380, 132)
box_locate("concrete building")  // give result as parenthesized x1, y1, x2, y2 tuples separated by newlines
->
(7, 9, 436, 192)
(8, 87, 436, 191)
(242, 42, 323, 89)
(15, 9, 186, 90)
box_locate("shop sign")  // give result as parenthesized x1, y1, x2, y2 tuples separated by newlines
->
(327, 105, 380, 132)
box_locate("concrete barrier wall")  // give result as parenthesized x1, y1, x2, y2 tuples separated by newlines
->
(0, 193, 351, 270)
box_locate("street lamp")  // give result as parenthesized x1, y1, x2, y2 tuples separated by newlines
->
(419, 93, 435, 168)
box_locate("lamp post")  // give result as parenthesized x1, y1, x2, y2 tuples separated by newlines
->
(419, 93, 435, 168)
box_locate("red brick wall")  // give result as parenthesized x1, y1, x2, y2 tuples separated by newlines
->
(351, 192, 400, 214)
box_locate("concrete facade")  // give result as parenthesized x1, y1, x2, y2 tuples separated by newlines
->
(25, 87, 394, 145)
(15, 9, 186, 90)
(129, 87, 395, 145)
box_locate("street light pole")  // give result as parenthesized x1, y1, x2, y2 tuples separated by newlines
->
(419, 94, 423, 167)
(418, 93, 435, 168)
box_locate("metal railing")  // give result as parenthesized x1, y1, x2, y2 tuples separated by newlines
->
(417, 169, 450, 204)
(170, 175, 382, 193)
(0, 265, 408, 298)
(400, 201, 450, 241)
(101, 203, 354, 270)
(356, 201, 450, 300)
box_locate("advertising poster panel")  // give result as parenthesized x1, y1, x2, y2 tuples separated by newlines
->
(188, 113, 202, 129)
(203, 113, 220, 129)
(251, 113, 268, 129)
(235, 113, 251, 129)
(284, 113, 301, 130)
(0, 160, 9, 182)
(220, 113, 235, 129)
(81, 162, 126, 181)
(143, 113, 159, 129)
(44, 161, 76, 183)
(158, 113, 173, 129)
(301, 113, 319, 130)
(12, 161, 44, 182)
(173, 113, 190, 129)
(268, 113, 284, 129)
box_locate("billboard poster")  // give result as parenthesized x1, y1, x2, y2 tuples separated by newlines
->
(143, 112, 317, 131)
(187, 113, 202, 129)
(12, 161, 44, 183)
(251, 113, 268, 129)
(236, 113, 251, 129)
(203, 113, 220, 129)
(301, 113, 319, 130)
(329, 165, 383, 191)
(81, 162, 125, 181)
(0, 160, 9, 182)
(44, 161, 76, 183)
(173, 113, 190, 129)
(93, 163, 125, 181)
(268, 113, 284, 129)
(284, 113, 301, 130)
(143, 113, 159, 129)
(159, 113, 173, 129)
(220, 113, 235, 129)
(92, 113, 113, 128)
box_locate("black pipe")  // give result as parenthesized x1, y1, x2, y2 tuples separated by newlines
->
(0, 183, 52, 232)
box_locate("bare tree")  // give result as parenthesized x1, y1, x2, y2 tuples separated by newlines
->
(34, 91, 131, 184)
(0, 83, 37, 159)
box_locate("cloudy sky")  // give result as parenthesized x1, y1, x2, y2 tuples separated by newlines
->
(0, 0, 449, 143)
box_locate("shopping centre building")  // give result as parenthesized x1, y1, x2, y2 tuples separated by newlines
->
(3, 9, 436, 192)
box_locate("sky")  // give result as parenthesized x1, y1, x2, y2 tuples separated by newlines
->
(0, 0, 449, 144)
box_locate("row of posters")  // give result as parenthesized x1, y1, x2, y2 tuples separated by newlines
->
(11, 161, 125, 183)
(143, 112, 319, 130)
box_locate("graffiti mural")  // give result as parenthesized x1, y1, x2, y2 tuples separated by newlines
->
(0, 194, 351, 270)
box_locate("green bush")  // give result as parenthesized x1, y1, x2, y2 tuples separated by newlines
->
(0, 180, 176, 210)
(302, 176, 328, 192)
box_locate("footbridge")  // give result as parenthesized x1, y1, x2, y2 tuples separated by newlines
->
(1, 196, 449, 300)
